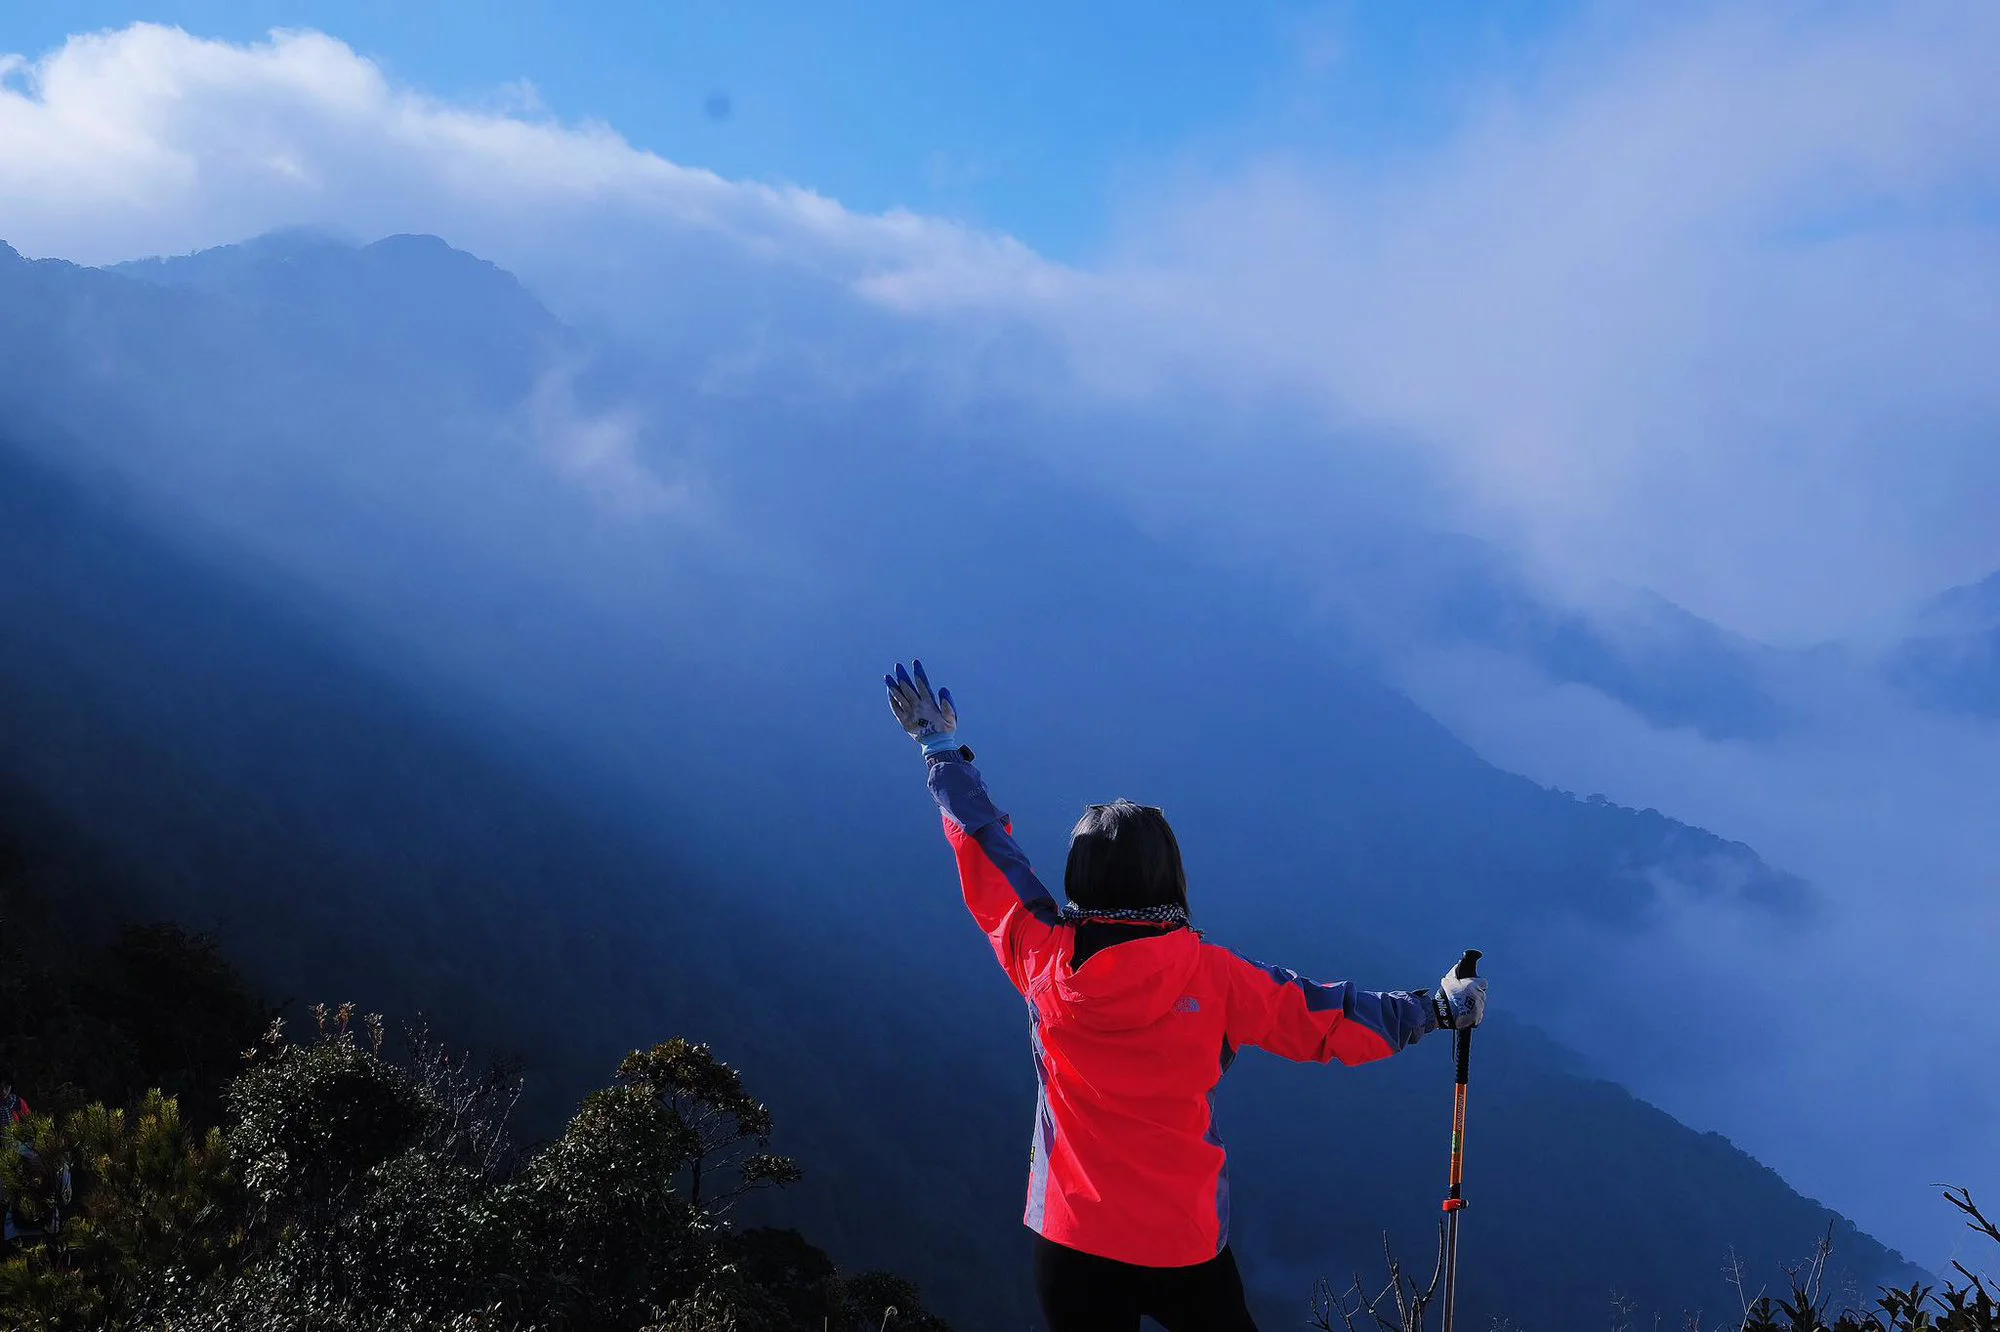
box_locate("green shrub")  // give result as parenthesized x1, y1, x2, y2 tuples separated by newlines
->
(0, 1090, 239, 1330)
(0, 1006, 949, 1332)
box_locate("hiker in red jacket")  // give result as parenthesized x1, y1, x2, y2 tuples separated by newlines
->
(1, 1064, 35, 1246)
(0, 1067, 27, 1130)
(886, 661, 1487, 1332)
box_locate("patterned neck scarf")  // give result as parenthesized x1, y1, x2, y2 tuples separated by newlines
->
(1062, 901, 1191, 928)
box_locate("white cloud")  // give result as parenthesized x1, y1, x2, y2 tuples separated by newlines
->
(0, 24, 1061, 314)
(525, 367, 690, 520)
(1040, 4, 2000, 643)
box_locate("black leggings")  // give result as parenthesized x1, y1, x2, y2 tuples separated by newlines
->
(1033, 1235, 1259, 1331)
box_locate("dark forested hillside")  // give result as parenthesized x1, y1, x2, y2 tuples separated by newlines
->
(0, 783, 270, 1130)
(0, 855, 959, 1330)
(0, 235, 1923, 1328)
(0, 423, 1066, 1320)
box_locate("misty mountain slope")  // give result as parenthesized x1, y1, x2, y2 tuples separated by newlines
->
(0, 429, 709, 1085)
(1885, 571, 2000, 718)
(0, 234, 582, 616)
(0, 233, 1922, 1325)
(0, 231, 1816, 958)
(0, 430, 1916, 1326)
(1220, 1035, 1911, 1332)
(1313, 529, 1794, 742)
(0, 421, 1045, 1316)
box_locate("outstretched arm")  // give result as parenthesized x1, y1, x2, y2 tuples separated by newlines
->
(1219, 948, 1441, 1065)
(887, 661, 1062, 992)
(928, 753, 1064, 990)
(1219, 950, 1489, 1064)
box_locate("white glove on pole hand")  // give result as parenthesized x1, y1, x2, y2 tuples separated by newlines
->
(1433, 954, 1488, 1031)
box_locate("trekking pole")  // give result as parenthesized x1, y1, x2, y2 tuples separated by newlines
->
(1440, 948, 1481, 1332)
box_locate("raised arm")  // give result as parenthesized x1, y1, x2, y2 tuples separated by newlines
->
(887, 661, 1062, 992)
(1217, 948, 1488, 1065)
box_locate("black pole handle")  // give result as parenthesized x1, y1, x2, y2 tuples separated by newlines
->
(1451, 949, 1481, 1087)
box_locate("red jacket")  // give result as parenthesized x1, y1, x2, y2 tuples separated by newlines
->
(928, 753, 1437, 1268)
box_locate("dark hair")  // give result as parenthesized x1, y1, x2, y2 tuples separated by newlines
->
(1064, 800, 1189, 914)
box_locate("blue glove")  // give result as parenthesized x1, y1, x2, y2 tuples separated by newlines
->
(885, 660, 962, 757)
(1431, 956, 1488, 1031)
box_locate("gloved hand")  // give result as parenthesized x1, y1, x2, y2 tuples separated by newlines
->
(885, 660, 963, 758)
(1430, 955, 1488, 1031)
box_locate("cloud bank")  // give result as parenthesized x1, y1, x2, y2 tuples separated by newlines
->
(0, 24, 1063, 321)
(1040, 4, 2000, 643)
(4, 14, 1997, 640)
(1397, 637, 2000, 1268)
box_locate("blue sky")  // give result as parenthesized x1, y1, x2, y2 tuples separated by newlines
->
(0, 0, 1573, 259)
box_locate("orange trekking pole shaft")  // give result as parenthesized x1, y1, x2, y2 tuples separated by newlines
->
(1441, 949, 1481, 1332)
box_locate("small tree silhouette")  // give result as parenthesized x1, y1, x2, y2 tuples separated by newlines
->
(1710, 1188, 1994, 1331)
(615, 1039, 801, 1212)
(1311, 1225, 1446, 1332)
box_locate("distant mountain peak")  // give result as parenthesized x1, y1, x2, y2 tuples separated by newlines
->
(1919, 569, 2000, 633)
(105, 228, 562, 347)
(111, 226, 353, 284)
(367, 232, 456, 255)
(1886, 570, 2000, 719)
(352, 233, 537, 299)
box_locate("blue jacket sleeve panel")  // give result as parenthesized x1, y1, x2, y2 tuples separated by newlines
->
(1217, 947, 1438, 1065)
(927, 754, 1064, 991)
